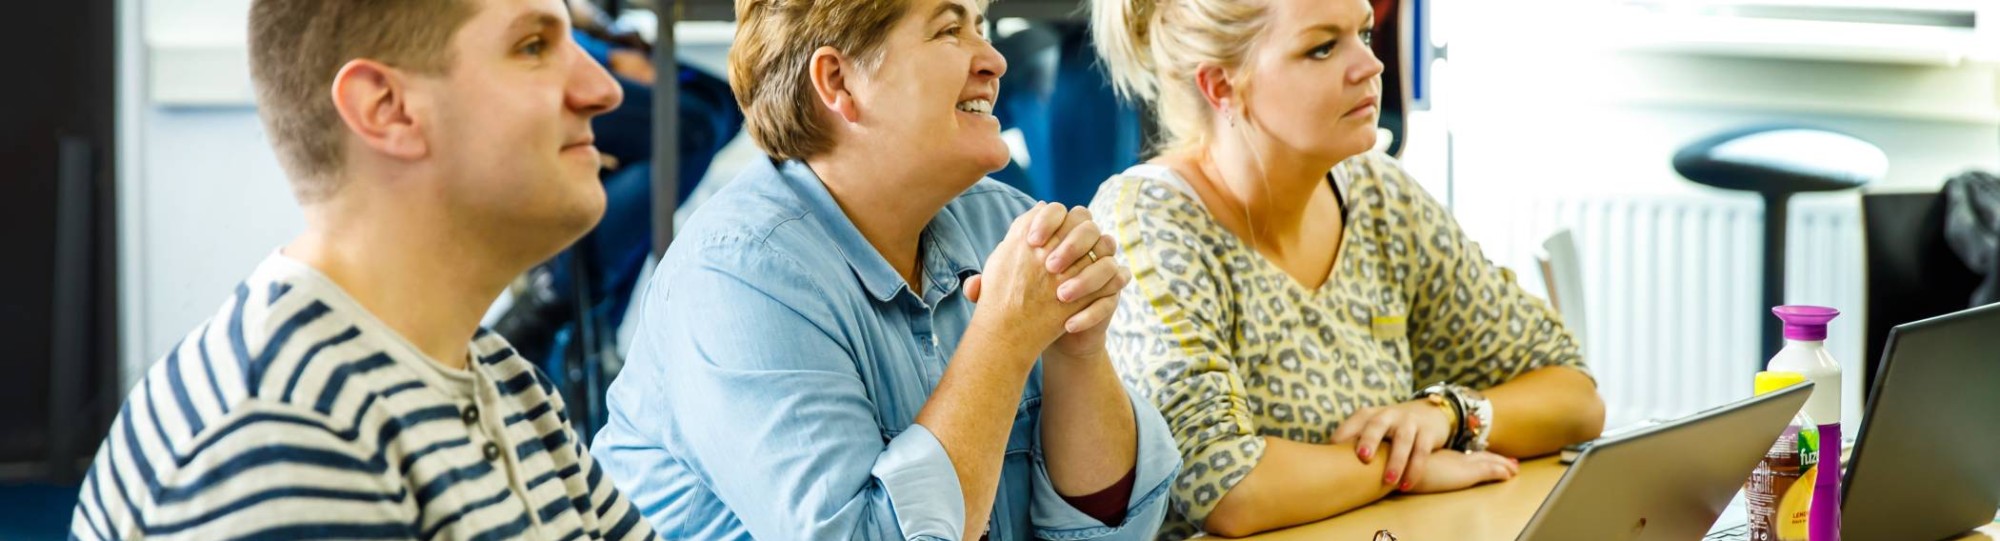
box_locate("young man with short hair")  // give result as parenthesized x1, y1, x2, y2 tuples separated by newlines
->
(69, 0, 654, 538)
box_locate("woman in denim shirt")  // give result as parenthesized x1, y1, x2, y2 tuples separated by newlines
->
(591, 1, 1181, 540)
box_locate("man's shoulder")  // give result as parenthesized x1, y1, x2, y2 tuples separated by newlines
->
(133, 259, 430, 451)
(197, 260, 405, 400)
(102, 281, 434, 533)
(77, 380, 404, 540)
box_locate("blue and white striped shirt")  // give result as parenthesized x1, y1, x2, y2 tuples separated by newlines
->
(70, 254, 656, 541)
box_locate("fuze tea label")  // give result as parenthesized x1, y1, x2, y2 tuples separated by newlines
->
(1748, 425, 1819, 541)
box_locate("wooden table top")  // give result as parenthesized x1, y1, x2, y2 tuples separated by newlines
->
(1221, 457, 1999, 540)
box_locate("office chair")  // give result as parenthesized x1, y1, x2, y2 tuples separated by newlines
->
(1861, 191, 1981, 395)
(1537, 229, 1589, 353)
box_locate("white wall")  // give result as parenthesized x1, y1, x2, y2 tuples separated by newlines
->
(119, 0, 298, 389)
(1427, 0, 1999, 202)
(1412, 0, 2000, 425)
(128, 106, 300, 351)
(114, 3, 739, 388)
(1423, 0, 2000, 274)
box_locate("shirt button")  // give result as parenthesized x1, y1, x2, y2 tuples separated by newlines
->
(461, 406, 480, 425)
(483, 442, 503, 462)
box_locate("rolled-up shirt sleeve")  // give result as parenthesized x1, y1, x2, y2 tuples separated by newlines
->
(1029, 389, 1180, 540)
(603, 242, 966, 540)
(875, 425, 966, 540)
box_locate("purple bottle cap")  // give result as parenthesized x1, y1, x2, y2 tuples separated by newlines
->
(1773, 305, 1840, 341)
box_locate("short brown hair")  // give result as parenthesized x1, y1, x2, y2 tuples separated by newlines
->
(728, 0, 912, 161)
(248, 0, 476, 202)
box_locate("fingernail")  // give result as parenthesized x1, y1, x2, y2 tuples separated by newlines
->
(1385, 471, 1399, 485)
(1400, 480, 1413, 491)
(1358, 448, 1372, 462)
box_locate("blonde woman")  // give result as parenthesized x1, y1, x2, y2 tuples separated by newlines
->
(1088, 0, 1606, 537)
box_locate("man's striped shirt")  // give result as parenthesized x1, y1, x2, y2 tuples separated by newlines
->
(70, 254, 657, 540)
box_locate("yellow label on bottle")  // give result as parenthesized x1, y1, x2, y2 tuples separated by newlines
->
(1773, 465, 1818, 541)
(1748, 425, 1819, 541)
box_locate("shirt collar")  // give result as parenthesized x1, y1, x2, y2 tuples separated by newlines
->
(772, 158, 982, 304)
(920, 205, 983, 305)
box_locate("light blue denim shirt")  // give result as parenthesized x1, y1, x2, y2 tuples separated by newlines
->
(592, 157, 1178, 541)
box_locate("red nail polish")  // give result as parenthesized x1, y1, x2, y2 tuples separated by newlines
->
(1386, 471, 1399, 485)
(1359, 448, 1373, 462)
(1400, 480, 1413, 491)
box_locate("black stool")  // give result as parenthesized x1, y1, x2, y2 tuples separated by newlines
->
(1673, 125, 1885, 362)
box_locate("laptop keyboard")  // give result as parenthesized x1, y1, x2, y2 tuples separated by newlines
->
(1703, 523, 1748, 540)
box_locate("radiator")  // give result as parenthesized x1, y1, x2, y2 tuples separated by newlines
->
(1465, 195, 1866, 427)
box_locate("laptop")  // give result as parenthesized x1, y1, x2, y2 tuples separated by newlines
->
(1513, 382, 1815, 541)
(1706, 303, 2000, 540)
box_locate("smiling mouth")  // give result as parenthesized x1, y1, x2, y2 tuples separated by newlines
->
(955, 99, 994, 116)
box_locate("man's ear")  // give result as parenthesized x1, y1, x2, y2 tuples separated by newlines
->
(807, 46, 861, 124)
(330, 59, 428, 161)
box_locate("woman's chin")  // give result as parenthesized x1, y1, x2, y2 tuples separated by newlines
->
(1329, 130, 1381, 160)
(962, 141, 1014, 176)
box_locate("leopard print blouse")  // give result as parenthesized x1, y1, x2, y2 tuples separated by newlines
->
(1089, 152, 1587, 540)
